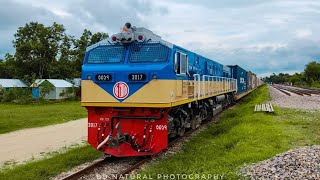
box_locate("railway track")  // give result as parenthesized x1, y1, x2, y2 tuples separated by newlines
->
(60, 106, 229, 180)
(273, 84, 320, 96)
(292, 86, 320, 95)
(272, 85, 291, 96)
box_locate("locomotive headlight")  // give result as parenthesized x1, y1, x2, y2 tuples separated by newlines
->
(87, 75, 92, 80)
(136, 34, 145, 42)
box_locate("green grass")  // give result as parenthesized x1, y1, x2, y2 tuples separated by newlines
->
(0, 145, 102, 180)
(0, 85, 319, 180)
(0, 101, 86, 134)
(137, 85, 320, 179)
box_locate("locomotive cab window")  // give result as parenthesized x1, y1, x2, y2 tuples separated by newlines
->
(87, 45, 124, 64)
(174, 52, 188, 75)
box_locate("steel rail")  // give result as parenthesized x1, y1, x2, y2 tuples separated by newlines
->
(62, 156, 115, 180)
(272, 85, 291, 96)
(273, 85, 312, 96)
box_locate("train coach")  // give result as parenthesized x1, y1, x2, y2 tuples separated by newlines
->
(81, 23, 263, 157)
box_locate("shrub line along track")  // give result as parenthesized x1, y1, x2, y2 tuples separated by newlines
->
(61, 104, 233, 180)
(272, 84, 320, 96)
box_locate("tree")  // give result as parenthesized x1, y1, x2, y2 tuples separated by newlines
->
(0, 54, 17, 78)
(71, 30, 108, 77)
(13, 22, 65, 79)
(304, 61, 320, 83)
(90, 32, 109, 45)
(39, 81, 54, 98)
(289, 73, 302, 85)
(0, 59, 6, 78)
(2, 21, 109, 80)
(48, 35, 75, 79)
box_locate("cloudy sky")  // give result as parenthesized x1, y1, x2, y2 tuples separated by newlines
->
(1, 0, 320, 77)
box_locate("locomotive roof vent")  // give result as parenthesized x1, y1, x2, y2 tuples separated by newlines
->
(86, 23, 173, 52)
(110, 22, 162, 44)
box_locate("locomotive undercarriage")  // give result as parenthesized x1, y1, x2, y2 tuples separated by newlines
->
(88, 92, 235, 157)
(167, 93, 234, 138)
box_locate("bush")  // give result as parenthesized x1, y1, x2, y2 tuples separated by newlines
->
(0, 88, 33, 104)
(310, 80, 320, 89)
(59, 86, 80, 101)
(39, 81, 54, 98)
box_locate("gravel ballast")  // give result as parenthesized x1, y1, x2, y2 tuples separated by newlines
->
(269, 85, 320, 110)
(241, 146, 320, 179)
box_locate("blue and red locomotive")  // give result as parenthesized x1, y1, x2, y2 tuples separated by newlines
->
(81, 23, 263, 157)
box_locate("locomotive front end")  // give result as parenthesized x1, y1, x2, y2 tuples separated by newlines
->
(81, 24, 174, 156)
(82, 23, 238, 157)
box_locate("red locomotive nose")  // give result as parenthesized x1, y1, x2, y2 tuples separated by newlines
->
(87, 107, 169, 157)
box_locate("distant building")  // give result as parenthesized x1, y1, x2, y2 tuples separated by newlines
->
(68, 78, 81, 87)
(0, 79, 28, 89)
(31, 79, 76, 100)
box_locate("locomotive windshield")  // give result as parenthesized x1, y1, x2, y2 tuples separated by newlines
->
(86, 42, 170, 64)
(87, 45, 125, 63)
(129, 43, 170, 63)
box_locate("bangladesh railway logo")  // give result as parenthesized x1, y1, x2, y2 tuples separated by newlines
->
(113, 81, 129, 99)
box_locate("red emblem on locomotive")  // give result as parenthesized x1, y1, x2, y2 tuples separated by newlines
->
(113, 82, 129, 99)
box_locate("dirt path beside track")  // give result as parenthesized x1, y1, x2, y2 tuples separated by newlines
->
(0, 118, 87, 166)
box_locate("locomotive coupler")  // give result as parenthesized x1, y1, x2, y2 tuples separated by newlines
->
(108, 133, 130, 149)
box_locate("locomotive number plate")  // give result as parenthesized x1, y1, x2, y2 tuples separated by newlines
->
(128, 74, 146, 81)
(95, 74, 112, 81)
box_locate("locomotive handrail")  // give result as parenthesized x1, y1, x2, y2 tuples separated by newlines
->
(194, 75, 237, 99)
(202, 75, 208, 97)
(201, 75, 238, 95)
(193, 74, 201, 99)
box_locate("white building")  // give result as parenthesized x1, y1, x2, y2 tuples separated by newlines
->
(0, 79, 28, 88)
(31, 79, 76, 100)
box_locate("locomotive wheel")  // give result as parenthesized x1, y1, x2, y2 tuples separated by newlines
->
(196, 115, 202, 127)
(191, 115, 197, 130)
(200, 108, 208, 121)
(177, 126, 186, 136)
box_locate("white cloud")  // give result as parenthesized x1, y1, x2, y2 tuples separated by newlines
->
(1, 0, 320, 77)
(295, 29, 312, 39)
(50, 9, 72, 18)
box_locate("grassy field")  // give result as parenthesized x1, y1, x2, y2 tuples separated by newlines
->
(0, 145, 102, 180)
(0, 101, 86, 134)
(138, 85, 320, 179)
(0, 85, 319, 180)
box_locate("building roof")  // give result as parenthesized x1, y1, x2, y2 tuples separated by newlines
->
(0, 79, 28, 88)
(31, 79, 75, 88)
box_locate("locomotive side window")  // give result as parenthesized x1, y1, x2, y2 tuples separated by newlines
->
(174, 52, 180, 73)
(174, 52, 188, 75)
(179, 53, 188, 74)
